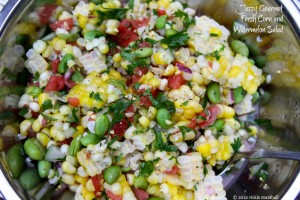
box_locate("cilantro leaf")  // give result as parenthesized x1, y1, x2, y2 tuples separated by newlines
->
(182, 100, 189, 106)
(41, 99, 53, 111)
(89, 91, 103, 102)
(108, 99, 133, 128)
(160, 31, 190, 49)
(107, 136, 120, 147)
(154, 131, 178, 152)
(230, 137, 242, 153)
(178, 126, 194, 141)
(120, 49, 149, 75)
(175, 10, 195, 28)
(208, 44, 225, 60)
(145, 38, 159, 46)
(140, 161, 155, 177)
(67, 108, 79, 123)
(18, 108, 29, 117)
(147, 92, 175, 114)
(96, 8, 128, 23)
(203, 165, 208, 176)
(127, 0, 134, 9)
(41, 113, 57, 121)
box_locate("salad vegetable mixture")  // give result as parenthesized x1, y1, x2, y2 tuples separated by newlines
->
(1, 0, 271, 199)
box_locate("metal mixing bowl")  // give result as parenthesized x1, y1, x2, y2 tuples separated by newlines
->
(0, 0, 299, 199)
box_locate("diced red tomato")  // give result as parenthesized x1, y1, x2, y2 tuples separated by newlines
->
(134, 67, 148, 76)
(157, 8, 166, 16)
(167, 74, 186, 89)
(111, 118, 129, 138)
(45, 76, 64, 92)
(140, 96, 152, 107)
(107, 190, 122, 200)
(51, 59, 60, 74)
(91, 174, 103, 195)
(68, 97, 80, 107)
(118, 19, 132, 32)
(64, 78, 76, 89)
(125, 104, 135, 123)
(188, 119, 197, 129)
(60, 137, 73, 145)
(195, 105, 221, 128)
(133, 188, 149, 200)
(38, 4, 57, 25)
(119, 31, 139, 47)
(50, 18, 74, 31)
(165, 165, 180, 175)
(130, 18, 150, 29)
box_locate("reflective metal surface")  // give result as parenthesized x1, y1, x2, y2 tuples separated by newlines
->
(0, 0, 299, 199)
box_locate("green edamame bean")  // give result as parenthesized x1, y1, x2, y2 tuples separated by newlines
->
(255, 55, 266, 68)
(165, 29, 177, 37)
(231, 40, 249, 57)
(233, 86, 246, 104)
(24, 138, 45, 160)
(207, 82, 221, 104)
(25, 86, 42, 97)
(134, 47, 153, 58)
(37, 160, 52, 178)
(58, 33, 79, 42)
(72, 70, 84, 82)
(104, 166, 122, 184)
(95, 115, 110, 137)
(58, 54, 74, 74)
(80, 134, 100, 147)
(156, 15, 167, 29)
(7, 144, 25, 178)
(69, 136, 82, 156)
(134, 175, 148, 190)
(156, 108, 172, 129)
(210, 119, 225, 131)
(19, 168, 40, 190)
(242, 37, 260, 56)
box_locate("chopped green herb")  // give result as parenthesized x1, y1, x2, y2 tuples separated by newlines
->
(89, 91, 103, 102)
(120, 49, 149, 75)
(193, 184, 198, 191)
(115, 153, 123, 162)
(41, 99, 53, 111)
(41, 113, 57, 121)
(152, 9, 158, 15)
(67, 108, 79, 123)
(154, 131, 178, 152)
(109, 79, 127, 94)
(230, 137, 242, 153)
(153, 157, 160, 163)
(161, 31, 190, 49)
(147, 92, 175, 114)
(196, 115, 206, 121)
(178, 126, 194, 140)
(182, 100, 189, 106)
(96, 8, 129, 23)
(140, 161, 155, 177)
(18, 108, 29, 117)
(107, 136, 119, 147)
(208, 44, 225, 60)
(174, 10, 195, 28)
(108, 99, 133, 128)
(145, 38, 159, 46)
(169, 156, 175, 160)
(204, 165, 208, 176)
(254, 118, 273, 132)
(128, 0, 134, 9)
(133, 82, 141, 90)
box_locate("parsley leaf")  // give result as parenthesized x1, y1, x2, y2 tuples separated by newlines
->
(161, 31, 190, 49)
(208, 44, 225, 60)
(120, 49, 149, 75)
(175, 10, 195, 28)
(108, 99, 133, 128)
(96, 8, 128, 23)
(145, 38, 159, 46)
(89, 91, 103, 102)
(178, 126, 194, 141)
(154, 131, 178, 152)
(147, 92, 175, 114)
(140, 161, 155, 177)
(18, 108, 29, 117)
(115, 153, 123, 162)
(254, 118, 273, 132)
(41, 99, 53, 111)
(67, 108, 79, 123)
(230, 137, 242, 153)
(182, 100, 189, 106)
(41, 113, 57, 121)
(107, 136, 119, 147)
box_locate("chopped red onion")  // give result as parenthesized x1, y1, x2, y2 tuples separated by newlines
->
(176, 62, 192, 74)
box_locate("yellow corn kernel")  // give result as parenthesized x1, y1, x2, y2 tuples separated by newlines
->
(78, 15, 88, 29)
(42, 46, 54, 58)
(157, 0, 171, 9)
(183, 109, 196, 120)
(186, 57, 195, 68)
(82, 187, 95, 200)
(192, 73, 204, 85)
(163, 64, 175, 76)
(62, 44, 73, 55)
(113, 53, 122, 63)
(172, 112, 183, 122)
(32, 119, 42, 133)
(15, 23, 36, 35)
(36, 132, 50, 147)
(111, 182, 122, 195)
(38, 93, 51, 106)
(147, 106, 157, 120)
(153, 52, 167, 66)
(187, 101, 203, 113)
(51, 37, 66, 51)
(20, 120, 32, 135)
(216, 104, 235, 118)
(207, 155, 217, 166)
(49, 126, 57, 138)
(62, 174, 75, 185)
(196, 143, 212, 158)
(62, 161, 77, 174)
(210, 27, 222, 37)
(72, 126, 85, 138)
(161, 43, 168, 49)
(88, 2, 96, 11)
(215, 56, 227, 78)
(248, 125, 257, 136)
(86, 179, 95, 192)
(139, 116, 150, 128)
(74, 174, 89, 185)
(229, 66, 241, 78)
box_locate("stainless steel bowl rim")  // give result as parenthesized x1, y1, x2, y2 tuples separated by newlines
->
(0, 0, 299, 199)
